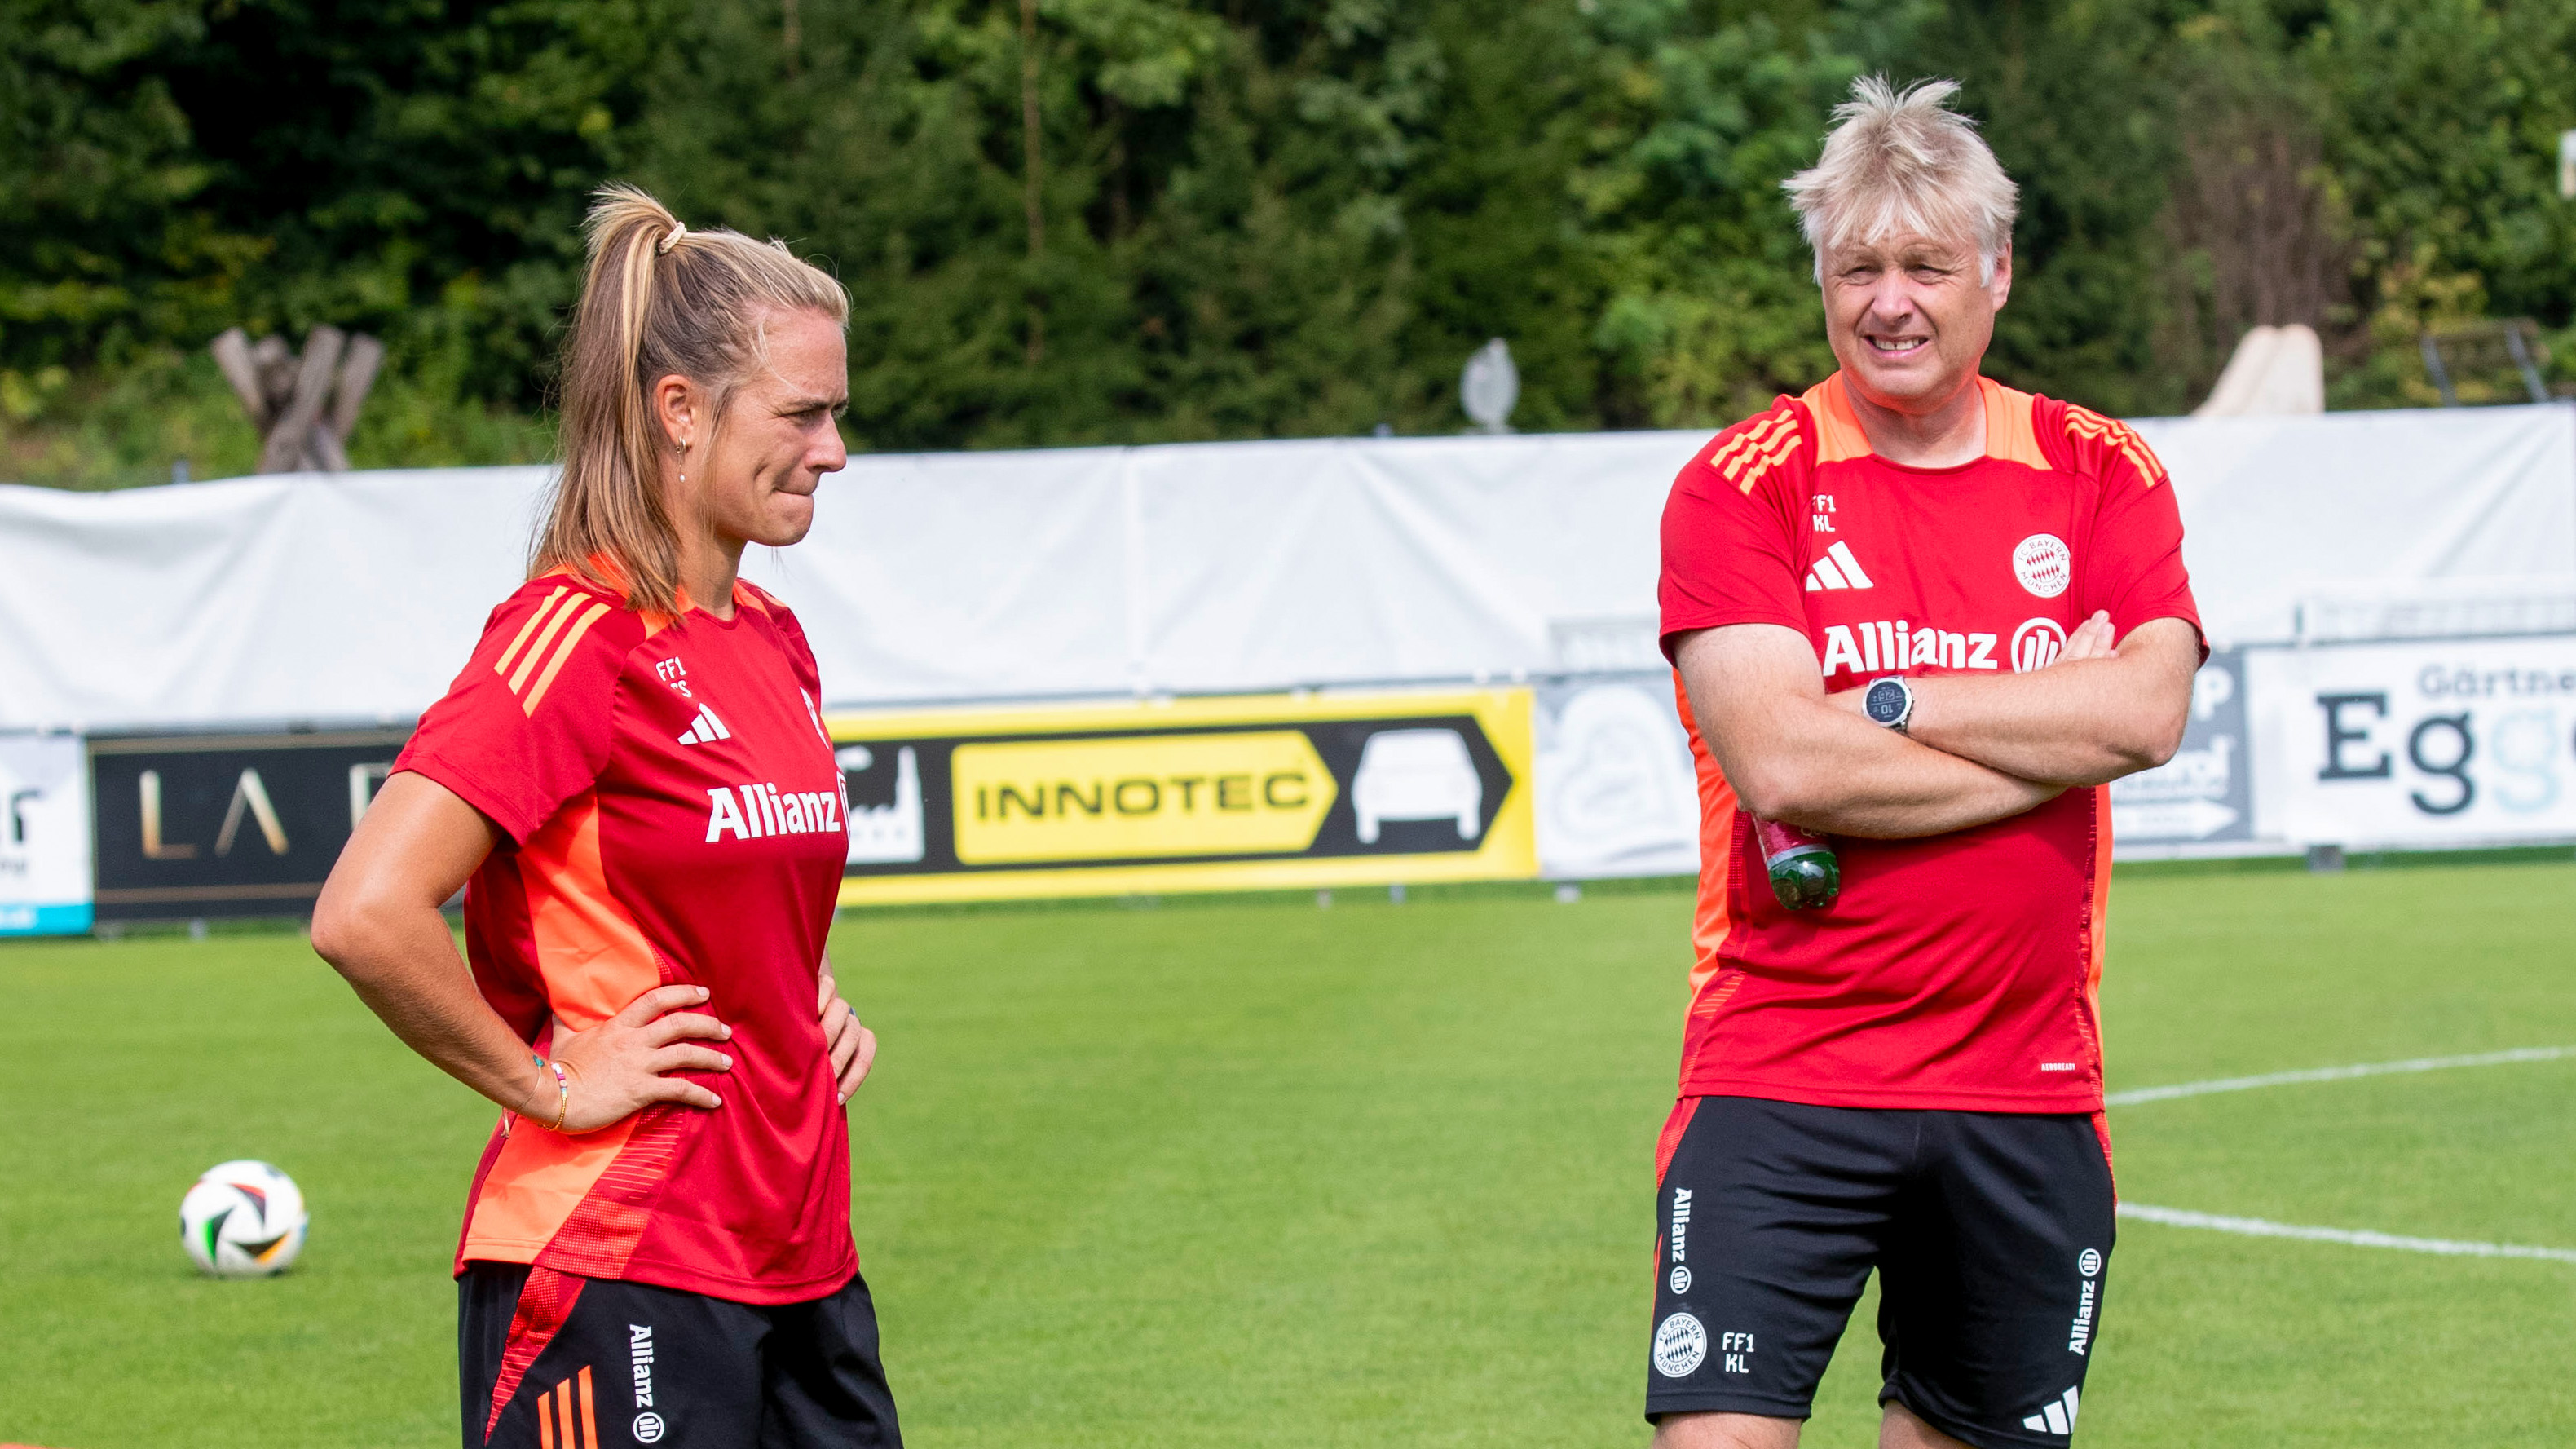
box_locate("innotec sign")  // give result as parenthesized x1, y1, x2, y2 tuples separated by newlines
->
(826, 690, 1536, 904)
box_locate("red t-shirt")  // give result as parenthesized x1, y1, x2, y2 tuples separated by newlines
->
(395, 570, 857, 1304)
(1656, 373, 2201, 1113)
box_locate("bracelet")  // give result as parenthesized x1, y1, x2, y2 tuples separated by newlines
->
(533, 1053, 571, 1133)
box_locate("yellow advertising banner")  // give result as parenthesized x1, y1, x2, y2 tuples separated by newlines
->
(824, 689, 1536, 905)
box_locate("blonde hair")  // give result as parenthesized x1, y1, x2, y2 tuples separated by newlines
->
(1782, 77, 2019, 285)
(534, 184, 850, 615)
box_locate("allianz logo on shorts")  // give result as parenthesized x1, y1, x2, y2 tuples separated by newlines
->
(704, 782, 845, 842)
(629, 1323, 666, 1443)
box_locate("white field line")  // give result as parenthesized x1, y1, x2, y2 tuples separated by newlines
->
(2111, 1046, 2576, 1263)
(2118, 1204, 2576, 1263)
(2104, 1045, 2576, 1107)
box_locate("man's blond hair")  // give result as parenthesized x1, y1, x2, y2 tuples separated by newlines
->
(1782, 77, 2018, 285)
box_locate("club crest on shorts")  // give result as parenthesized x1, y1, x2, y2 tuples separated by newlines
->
(1652, 1311, 1709, 1377)
(2013, 533, 2071, 599)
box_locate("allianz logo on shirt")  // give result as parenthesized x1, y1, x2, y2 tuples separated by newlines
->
(1820, 617, 2069, 678)
(704, 782, 845, 842)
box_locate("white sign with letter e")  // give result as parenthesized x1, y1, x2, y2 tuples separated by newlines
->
(0, 733, 93, 934)
(2246, 635, 2576, 847)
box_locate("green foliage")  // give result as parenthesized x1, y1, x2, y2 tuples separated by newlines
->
(4, 0, 2572, 485)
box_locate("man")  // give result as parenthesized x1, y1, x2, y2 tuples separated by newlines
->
(1645, 77, 2201, 1449)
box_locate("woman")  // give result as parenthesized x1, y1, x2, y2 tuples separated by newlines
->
(312, 185, 898, 1449)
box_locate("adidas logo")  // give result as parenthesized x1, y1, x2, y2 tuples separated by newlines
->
(535, 1366, 601, 1448)
(1803, 541, 1875, 591)
(2022, 1385, 2081, 1435)
(676, 705, 733, 745)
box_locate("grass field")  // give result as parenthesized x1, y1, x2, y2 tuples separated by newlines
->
(5, 859, 2574, 1447)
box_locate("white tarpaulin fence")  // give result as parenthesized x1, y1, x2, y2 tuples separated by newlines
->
(2, 403, 2570, 926)
(2, 404, 2569, 731)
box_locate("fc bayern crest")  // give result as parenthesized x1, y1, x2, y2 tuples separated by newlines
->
(2013, 533, 2071, 599)
(1652, 1311, 1709, 1378)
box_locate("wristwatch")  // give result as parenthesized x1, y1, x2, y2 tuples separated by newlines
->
(1864, 675, 1915, 734)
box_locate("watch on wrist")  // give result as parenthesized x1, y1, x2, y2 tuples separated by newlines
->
(1864, 675, 1914, 734)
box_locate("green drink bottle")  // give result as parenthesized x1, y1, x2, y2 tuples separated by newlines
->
(1754, 817, 1840, 911)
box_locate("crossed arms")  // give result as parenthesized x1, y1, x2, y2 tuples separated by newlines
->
(1674, 612, 2201, 840)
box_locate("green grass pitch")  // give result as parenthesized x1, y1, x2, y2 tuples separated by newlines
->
(4, 859, 2574, 1447)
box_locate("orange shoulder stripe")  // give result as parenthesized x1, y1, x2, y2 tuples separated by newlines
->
(521, 600, 614, 715)
(1797, 373, 1872, 462)
(2064, 404, 2168, 487)
(1705, 405, 1806, 495)
(494, 586, 573, 680)
(1979, 378, 2052, 469)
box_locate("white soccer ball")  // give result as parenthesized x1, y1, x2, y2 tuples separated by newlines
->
(179, 1160, 307, 1278)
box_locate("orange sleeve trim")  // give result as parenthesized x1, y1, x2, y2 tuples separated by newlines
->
(1704, 404, 1808, 496)
(507, 595, 583, 696)
(1798, 373, 1872, 462)
(2065, 404, 2169, 487)
(494, 586, 571, 679)
(521, 601, 613, 716)
(1979, 378, 2053, 469)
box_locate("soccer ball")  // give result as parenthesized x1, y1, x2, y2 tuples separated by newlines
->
(179, 1160, 307, 1278)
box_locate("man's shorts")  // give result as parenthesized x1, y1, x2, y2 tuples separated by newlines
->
(461, 1263, 902, 1449)
(1644, 1095, 2114, 1447)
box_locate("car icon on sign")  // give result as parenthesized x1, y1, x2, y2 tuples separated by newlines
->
(1352, 728, 1484, 845)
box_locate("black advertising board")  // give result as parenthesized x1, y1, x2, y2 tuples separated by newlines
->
(90, 729, 412, 920)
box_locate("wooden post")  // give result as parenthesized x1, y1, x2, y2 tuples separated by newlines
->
(210, 325, 385, 475)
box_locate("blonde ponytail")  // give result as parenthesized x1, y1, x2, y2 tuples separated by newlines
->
(536, 184, 850, 616)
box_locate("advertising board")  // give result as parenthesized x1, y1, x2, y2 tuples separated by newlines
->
(827, 690, 1535, 904)
(1531, 673, 1700, 878)
(2106, 648, 2256, 849)
(2247, 634, 2576, 847)
(89, 729, 411, 920)
(0, 733, 94, 934)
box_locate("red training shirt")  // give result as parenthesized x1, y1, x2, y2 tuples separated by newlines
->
(1656, 372, 2201, 1114)
(395, 569, 857, 1303)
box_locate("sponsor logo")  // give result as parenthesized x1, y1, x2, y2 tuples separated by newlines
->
(629, 1323, 655, 1408)
(2068, 1274, 2098, 1355)
(2022, 1385, 2082, 1436)
(1802, 540, 1874, 591)
(705, 783, 844, 842)
(535, 1367, 601, 1449)
(950, 731, 1336, 864)
(1820, 621, 1999, 678)
(2014, 533, 2072, 599)
(633, 1414, 665, 1444)
(2078, 1248, 2103, 1277)
(1651, 1312, 1708, 1378)
(1667, 1265, 1692, 1295)
(1667, 1186, 1692, 1266)
(676, 705, 732, 745)
(2012, 617, 2070, 674)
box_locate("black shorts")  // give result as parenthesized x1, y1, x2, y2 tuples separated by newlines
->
(1645, 1096, 2114, 1447)
(460, 1263, 902, 1449)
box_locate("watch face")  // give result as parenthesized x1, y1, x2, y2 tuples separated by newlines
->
(1865, 678, 1908, 724)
